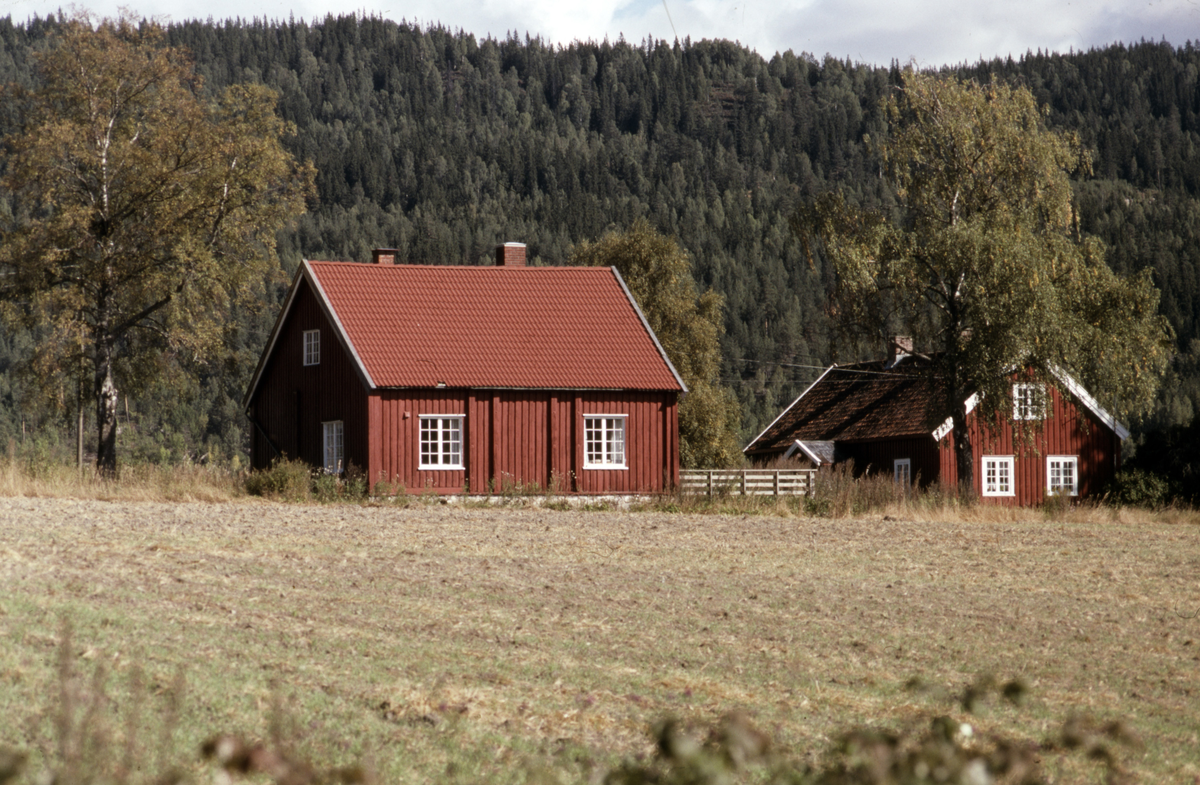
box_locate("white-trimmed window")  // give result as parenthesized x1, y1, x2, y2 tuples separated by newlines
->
(420, 416, 463, 469)
(982, 456, 1015, 497)
(322, 420, 344, 474)
(303, 330, 320, 366)
(584, 415, 627, 468)
(1047, 456, 1079, 496)
(894, 458, 911, 484)
(1013, 383, 1046, 420)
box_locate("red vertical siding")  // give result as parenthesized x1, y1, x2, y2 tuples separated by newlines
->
(373, 389, 470, 493)
(664, 399, 680, 489)
(490, 391, 552, 492)
(575, 391, 674, 494)
(367, 395, 382, 483)
(369, 387, 678, 494)
(933, 385, 1121, 505)
(248, 280, 369, 473)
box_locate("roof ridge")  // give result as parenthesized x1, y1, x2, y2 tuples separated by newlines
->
(306, 259, 608, 271)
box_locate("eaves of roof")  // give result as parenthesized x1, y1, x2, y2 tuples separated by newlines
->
(745, 358, 1130, 455)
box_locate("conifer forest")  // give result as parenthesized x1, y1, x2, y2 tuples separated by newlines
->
(1, 15, 1198, 489)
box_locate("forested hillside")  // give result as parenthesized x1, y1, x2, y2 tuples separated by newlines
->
(2, 15, 1198, 473)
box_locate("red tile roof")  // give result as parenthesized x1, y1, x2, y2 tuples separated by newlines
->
(744, 358, 949, 455)
(303, 261, 684, 391)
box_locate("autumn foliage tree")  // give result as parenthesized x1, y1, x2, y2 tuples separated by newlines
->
(0, 15, 314, 474)
(570, 220, 743, 468)
(798, 70, 1173, 490)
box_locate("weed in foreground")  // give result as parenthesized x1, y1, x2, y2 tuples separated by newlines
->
(12, 627, 373, 785)
(609, 675, 1140, 785)
(0, 624, 1148, 785)
(201, 733, 370, 784)
(19, 622, 186, 785)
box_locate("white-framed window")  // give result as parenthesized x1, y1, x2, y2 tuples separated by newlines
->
(322, 420, 344, 474)
(894, 458, 911, 484)
(420, 415, 463, 469)
(982, 456, 1015, 497)
(1047, 456, 1079, 496)
(303, 330, 320, 366)
(1013, 383, 1046, 420)
(584, 415, 627, 468)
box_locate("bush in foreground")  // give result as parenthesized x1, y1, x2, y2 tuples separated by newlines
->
(245, 458, 371, 503)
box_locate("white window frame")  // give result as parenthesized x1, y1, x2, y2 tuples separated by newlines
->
(894, 458, 911, 485)
(1013, 383, 1046, 420)
(303, 330, 320, 366)
(982, 456, 1015, 497)
(1047, 455, 1079, 496)
(322, 420, 344, 474)
(419, 415, 464, 470)
(584, 415, 627, 469)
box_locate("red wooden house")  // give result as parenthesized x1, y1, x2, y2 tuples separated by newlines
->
(243, 244, 685, 493)
(742, 341, 1128, 505)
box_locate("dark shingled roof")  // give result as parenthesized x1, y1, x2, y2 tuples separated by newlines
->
(745, 357, 949, 455)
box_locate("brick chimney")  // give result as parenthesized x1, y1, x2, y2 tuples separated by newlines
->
(887, 335, 913, 365)
(495, 242, 526, 267)
(372, 248, 399, 265)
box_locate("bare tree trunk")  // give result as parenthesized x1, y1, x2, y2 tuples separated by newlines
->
(94, 343, 119, 478)
(944, 329, 975, 499)
(952, 405, 974, 498)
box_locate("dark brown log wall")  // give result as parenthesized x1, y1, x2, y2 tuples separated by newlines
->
(842, 436, 943, 487)
(248, 280, 369, 472)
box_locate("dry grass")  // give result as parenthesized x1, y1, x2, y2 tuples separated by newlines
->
(0, 498, 1198, 783)
(650, 479, 1200, 527)
(0, 458, 245, 503)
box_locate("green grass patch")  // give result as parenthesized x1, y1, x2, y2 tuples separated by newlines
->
(0, 498, 1197, 782)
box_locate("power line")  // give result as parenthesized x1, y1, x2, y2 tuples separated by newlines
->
(727, 357, 937, 379)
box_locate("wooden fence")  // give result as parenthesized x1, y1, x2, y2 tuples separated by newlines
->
(680, 469, 816, 497)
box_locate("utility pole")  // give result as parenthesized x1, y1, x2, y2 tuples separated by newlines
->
(77, 378, 84, 475)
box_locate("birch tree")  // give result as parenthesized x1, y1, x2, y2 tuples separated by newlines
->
(797, 70, 1173, 490)
(570, 220, 743, 468)
(0, 15, 314, 475)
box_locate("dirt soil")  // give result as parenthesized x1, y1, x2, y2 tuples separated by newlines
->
(1, 497, 1198, 783)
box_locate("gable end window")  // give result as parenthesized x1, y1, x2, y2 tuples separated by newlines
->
(303, 330, 320, 366)
(420, 416, 463, 469)
(894, 458, 911, 485)
(982, 456, 1015, 497)
(1047, 456, 1079, 496)
(584, 415, 627, 469)
(1013, 383, 1046, 420)
(322, 421, 344, 474)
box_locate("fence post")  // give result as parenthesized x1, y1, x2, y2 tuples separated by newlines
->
(773, 470, 780, 496)
(708, 470, 713, 497)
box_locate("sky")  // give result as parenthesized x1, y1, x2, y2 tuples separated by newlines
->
(1, 0, 1198, 68)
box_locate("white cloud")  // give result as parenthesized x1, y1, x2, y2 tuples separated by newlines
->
(1, 0, 1197, 66)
